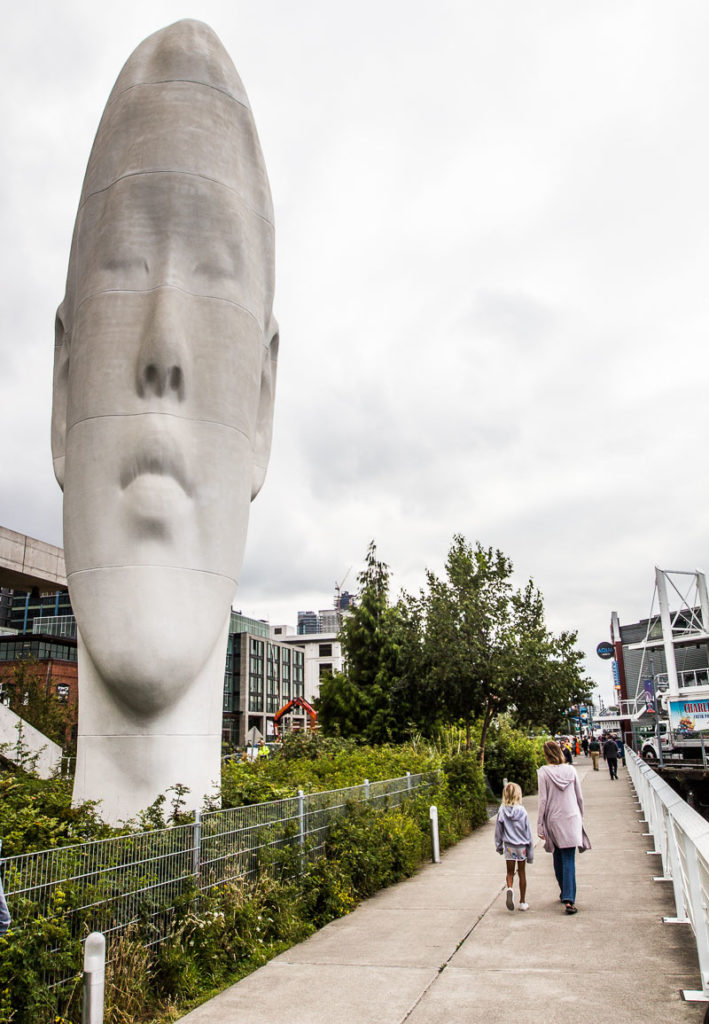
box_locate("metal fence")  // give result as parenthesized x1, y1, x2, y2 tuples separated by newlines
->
(626, 748, 709, 1001)
(2, 771, 436, 1001)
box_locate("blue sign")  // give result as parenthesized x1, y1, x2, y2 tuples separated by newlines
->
(597, 641, 615, 660)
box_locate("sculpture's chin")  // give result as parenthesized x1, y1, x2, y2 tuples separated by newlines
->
(88, 643, 198, 716)
(68, 564, 236, 717)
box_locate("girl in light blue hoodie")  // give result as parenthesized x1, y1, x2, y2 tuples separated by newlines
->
(495, 782, 534, 912)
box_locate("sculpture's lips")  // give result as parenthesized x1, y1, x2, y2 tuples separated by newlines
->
(120, 435, 192, 496)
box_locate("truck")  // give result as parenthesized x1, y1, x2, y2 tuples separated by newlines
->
(638, 692, 709, 763)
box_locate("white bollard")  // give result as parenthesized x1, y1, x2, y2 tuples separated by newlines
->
(82, 931, 105, 1024)
(429, 805, 441, 863)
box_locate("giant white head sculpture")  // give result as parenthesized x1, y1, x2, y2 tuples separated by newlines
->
(51, 20, 278, 822)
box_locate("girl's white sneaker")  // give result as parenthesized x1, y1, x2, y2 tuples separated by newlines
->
(518, 902, 529, 911)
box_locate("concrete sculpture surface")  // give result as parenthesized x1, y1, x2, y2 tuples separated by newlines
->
(51, 20, 278, 822)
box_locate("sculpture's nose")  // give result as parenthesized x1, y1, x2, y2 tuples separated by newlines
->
(136, 288, 188, 401)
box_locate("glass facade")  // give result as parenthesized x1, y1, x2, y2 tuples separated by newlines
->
(32, 615, 77, 638)
(222, 629, 306, 746)
(0, 635, 77, 663)
(229, 611, 269, 638)
(10, 591, 73, 634)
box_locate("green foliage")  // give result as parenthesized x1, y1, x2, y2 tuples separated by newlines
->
(0, 905, 80, 1023)
(441, 752, 489, 834)
(0, 736, 501, 1022)
(482, 720, 547, 799)
(317, 542, 407, 743)
(222, 737, 442, 807)
(416, 535, 592, 762)
(0, 766, 112, 857)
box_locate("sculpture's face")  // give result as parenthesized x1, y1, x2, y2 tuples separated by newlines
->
(52, 74, 277, 716)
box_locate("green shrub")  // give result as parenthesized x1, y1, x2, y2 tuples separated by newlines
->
(484, 723, 546, 799)
(221, 738, 443, 808)
(441, 752, 488, 834)
(0, 735, 489, 1021)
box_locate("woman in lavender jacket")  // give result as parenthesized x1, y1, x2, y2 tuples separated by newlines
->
(537, 740, 591, 915)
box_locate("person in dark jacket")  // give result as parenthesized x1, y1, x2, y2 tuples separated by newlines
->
(616, 736, 626, 767)
(562, 740, 573, 765)
(581, 736, 589, 757)
(603, 736, 619, 780)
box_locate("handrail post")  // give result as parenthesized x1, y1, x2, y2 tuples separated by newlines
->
(406, 771, 412, 792)
(429, 805, 441, 863)
(193, 810, 202, 881)
(364, 778, 370, 800)
(82, 931, 105, 1024)
(297, 789, 305, 872)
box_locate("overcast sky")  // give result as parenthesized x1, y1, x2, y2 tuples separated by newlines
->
(2, 1, 708, 707)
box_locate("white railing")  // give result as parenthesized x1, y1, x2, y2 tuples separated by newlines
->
(626, 748, 709, 1000)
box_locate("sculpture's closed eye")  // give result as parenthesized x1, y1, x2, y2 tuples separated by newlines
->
(102, 254, 150, 274)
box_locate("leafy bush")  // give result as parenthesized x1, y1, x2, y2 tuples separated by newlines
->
(221, 738, 442, 807)
(483, 722, 546, 799)
(0, 734, 494, 1022)
(0, 768, 113, 857)
(441, 752, 488, 835)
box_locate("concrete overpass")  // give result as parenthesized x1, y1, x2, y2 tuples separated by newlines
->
(0, 525, 66, 593)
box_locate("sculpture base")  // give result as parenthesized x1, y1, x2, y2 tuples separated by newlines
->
(73, 732, 221, 824)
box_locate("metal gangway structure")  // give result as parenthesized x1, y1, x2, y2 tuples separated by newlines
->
(614, 568, 709, 725)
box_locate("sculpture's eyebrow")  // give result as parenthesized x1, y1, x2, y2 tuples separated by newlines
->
(79, 169, 274, 230)
(72, 283, 266, 338)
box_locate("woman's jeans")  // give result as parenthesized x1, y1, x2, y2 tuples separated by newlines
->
(553, 846, 576, 904)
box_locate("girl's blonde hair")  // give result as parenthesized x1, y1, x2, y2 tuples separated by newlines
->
(502, 782, 522, 806)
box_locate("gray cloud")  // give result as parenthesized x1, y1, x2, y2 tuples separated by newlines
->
(3, 1, 709, 706)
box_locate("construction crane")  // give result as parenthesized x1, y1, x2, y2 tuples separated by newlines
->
(334, 566, 352, 611)
(273, 696, 318, 739)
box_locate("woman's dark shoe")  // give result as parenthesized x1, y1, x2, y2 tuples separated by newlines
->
(564, 903, 578, 915)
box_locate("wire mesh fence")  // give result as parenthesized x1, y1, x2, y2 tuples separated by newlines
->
(1, 770, 436, 1006)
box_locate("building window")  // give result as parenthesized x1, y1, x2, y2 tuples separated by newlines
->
(319, 663, 333, 679)
(319, 643, 332, 657)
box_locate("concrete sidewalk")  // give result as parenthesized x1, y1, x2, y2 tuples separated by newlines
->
(181, 762, 705, 1024)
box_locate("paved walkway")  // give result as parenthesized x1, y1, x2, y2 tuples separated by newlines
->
(181, 762, 706, 1024)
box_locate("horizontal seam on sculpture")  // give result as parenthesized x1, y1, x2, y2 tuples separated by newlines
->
(64, 413, 251, 441)
(79, 169, 273, 227)
(68, 566, 238, 584)
(72, 282, 263, 332)
(113, 77, 251, 113)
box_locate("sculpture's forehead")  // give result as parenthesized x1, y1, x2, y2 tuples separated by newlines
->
(113, 18, 250, 104)
(80, 82, 273, 226)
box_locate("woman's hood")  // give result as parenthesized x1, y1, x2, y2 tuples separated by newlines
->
(541, 764, 576, 790)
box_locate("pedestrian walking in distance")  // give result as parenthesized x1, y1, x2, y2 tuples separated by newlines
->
(495, 782, 534, 912)
(603, 735, 619, 780)
(616, 735, 626, 767)
(537, 740, 591, 915)
(589, 735, 601, 771)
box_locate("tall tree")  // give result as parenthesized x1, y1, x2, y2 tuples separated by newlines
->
(420, 536, 590, 763)
(316, 542, 402, 742)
